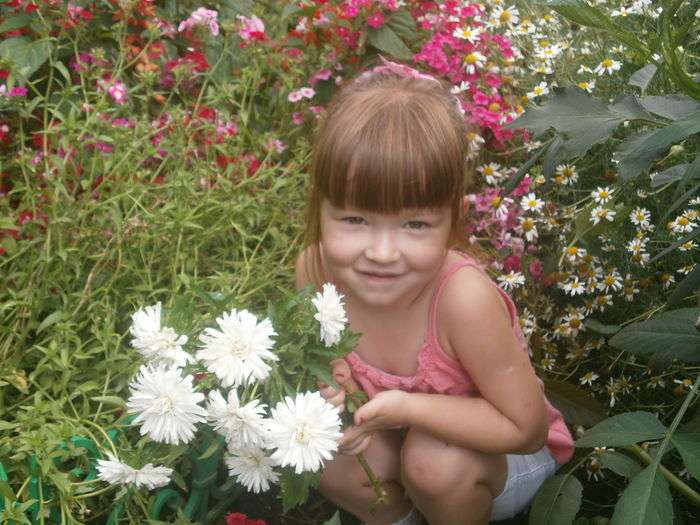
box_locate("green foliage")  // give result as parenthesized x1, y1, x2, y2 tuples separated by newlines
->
(528, 474, 583, 525)
(609, 465, 673, 525)
(575, 412, 666, 448)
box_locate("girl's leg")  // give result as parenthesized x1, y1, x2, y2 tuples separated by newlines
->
(400, 427, 508, 525)
(320, 429, 413, 525)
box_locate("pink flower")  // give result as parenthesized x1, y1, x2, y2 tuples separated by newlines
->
(511, 175, 532, 197)
(107, 80, 127, 104)
(342, 5, 359, 18)
(237, 15, 265, 41)
(292, 112, 304, 125)
(367, 11, 385, 28)
(179, 8, 219, 36)
(299, 87, 315, 99)
(268, 139, 287, 154)
(529, 259, 544, 281)
(288, 90, 303, 103)
(503, 254, 521, 273)
(310, 68, 332, 85)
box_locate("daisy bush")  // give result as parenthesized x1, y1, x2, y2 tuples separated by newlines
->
(0, 0, 699, 523)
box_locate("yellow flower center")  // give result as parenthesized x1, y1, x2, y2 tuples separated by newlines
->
(464, 53, 478, 65)
(602, 59, 614, 68)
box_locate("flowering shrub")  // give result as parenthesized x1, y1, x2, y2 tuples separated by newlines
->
(0, 0, 699, 523)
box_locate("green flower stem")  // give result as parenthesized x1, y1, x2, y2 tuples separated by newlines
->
(626, 445, 700, 507)
(355, 453, 388, 511)
(74, 484, 115, 500)
(626, 369, 700, 507)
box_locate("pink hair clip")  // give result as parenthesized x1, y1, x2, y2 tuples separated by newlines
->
(355, 55, 466, 117)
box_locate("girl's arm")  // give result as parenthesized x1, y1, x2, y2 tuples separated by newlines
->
(403, 267, 549, 454)
(341, 266, 548, 455)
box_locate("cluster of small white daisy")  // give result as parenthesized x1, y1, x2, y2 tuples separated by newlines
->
(98, 284, 348, 495)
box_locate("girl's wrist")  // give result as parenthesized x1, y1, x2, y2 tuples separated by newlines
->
(399, 390, 416, 427)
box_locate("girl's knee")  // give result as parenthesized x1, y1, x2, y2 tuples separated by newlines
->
(400, 427, 506, 499)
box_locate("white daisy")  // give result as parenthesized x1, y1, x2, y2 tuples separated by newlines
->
(555, 164, 579, 185)
(127, 364, 207, 445)
(518, 216, 539, 242)
(477, 162, 504, 185)
(577, 80, 595, 92)
(629, 207, 651, 229)
(206, 389, 268, 449)
(197, 309, 278, 388)
(590, 186, 614, 204)
(497, 271, 526, 291)
(594, 58, 621, 76)
(452, 26, 481, 44)
(590, 206, 616, 225)
(225, 446, 279, 493)
(129, 303, 192, 369)
(463, 51, 486, 74)
(520, 192, 545, 213)
(562, 277, 585, 296)
(527, 81, 549, 99)
(97, 454, 173, 489)
(311, 283, 347, 347)
(266, 391, 342, 475)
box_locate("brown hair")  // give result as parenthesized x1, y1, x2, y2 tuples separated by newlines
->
(303, 61, 476, 286)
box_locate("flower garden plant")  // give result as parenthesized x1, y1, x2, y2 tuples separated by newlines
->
(0, 0, 699, 523)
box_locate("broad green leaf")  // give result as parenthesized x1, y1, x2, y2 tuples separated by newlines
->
(0, 14, 33, 33)
(585, 319, 621, 336)
(639, 95, 700, 120)
(651, 164, 688, 188)
(610, 465, 673, 525)
(609, 308, 700, 363)
(667, 261, 700, 309)
(528, 474, 582, 525)
(90, 396, 125, 407)
(618, 110, 700, 180)
(598, 451, 643, 479)
(0, 481, 15, 502)
(671, 433, 700, 480)
(0, 37, 53, 80)
(629, 64, 657, 93)
(367, 25, 412, 60)
(543, 135, 564, 179)
(544, 379, 606, 427)
(280, 470, 319, 512)
(505, 88, 647, 158)
(575, 412, 666, 448)
(386, 9, 417, 41)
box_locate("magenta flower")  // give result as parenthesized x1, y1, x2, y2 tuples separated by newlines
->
(237, 15, 265, 41)
(367, 11, 385, 28)
(107, 81, 127, 104)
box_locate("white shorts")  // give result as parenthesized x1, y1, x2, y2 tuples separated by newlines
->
(490, 446, 557, 521)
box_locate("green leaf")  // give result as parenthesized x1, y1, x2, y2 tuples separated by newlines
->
(504, 143, 548, 194)
(197, 439, 222, 460)
(585, 319, 621, 336)
(671, 433, 700, 480)
(505, 88, 644, 158)
(618, 110, 700, 180)
(598, 451, 643, 479)
(37, 310, 65, 334)
(280, 470, 319, 512)
(610, 465, 673, 525)
(629, 64, 657, 94)
(0, 14, 34, 33)
(575, 412, 666, 448)
(0, 37, 53, 80)
(90, 396, 125, 407)
(639, 95, 700, 121)
(386, 9, 417, 42)
(367, 26, 412, 60)
(609, 308, 700, 363)
(0, 480, 15, 502)
(544, 379, 606, 427)
(667, 263, 700, 309)
(528, 474, 582, 525)
(651, 163, 688, 188)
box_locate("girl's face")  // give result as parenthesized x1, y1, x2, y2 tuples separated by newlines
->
(319, 199, 452, 309)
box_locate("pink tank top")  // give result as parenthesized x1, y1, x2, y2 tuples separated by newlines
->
(344, 252, 574, 464)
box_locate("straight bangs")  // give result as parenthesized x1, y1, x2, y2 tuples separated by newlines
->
(316, 95, 464, 214)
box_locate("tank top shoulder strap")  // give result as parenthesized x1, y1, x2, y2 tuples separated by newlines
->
(427, 252, 486, 349)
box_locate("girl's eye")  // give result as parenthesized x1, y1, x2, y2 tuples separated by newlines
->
(342, 216, 366, 225)
(406, 221, 430, 230)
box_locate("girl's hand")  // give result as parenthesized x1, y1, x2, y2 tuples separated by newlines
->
(317, 358, 359, 414)
(338, 390, 410, 454)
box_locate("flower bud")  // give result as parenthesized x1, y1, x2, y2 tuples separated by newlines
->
(669, 144, 685, 156)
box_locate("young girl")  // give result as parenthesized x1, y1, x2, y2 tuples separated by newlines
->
(295, 57, 574, 525)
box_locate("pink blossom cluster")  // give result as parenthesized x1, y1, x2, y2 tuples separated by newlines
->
(287, 87, 315, 103)
(98, 78, 128, 104)
(0, 85, 28, 97)
(237, 15, 266, 42)
(178, 7, 219, 36)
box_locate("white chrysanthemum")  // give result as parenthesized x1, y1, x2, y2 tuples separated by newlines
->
(497, 271, 526, 291)
(127, 364, 207, 445)
(197, 309, 278, 388)
(96, 454, 173, 490)
(129, 302, 193, 369)
(207, 389, 268, 449)
(311, 283, 347, 347)
(266, 391, 342, 475)
(225, 446, 279, 493)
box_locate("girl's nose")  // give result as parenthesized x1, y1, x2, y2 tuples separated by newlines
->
(364, 231, 400, 263)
